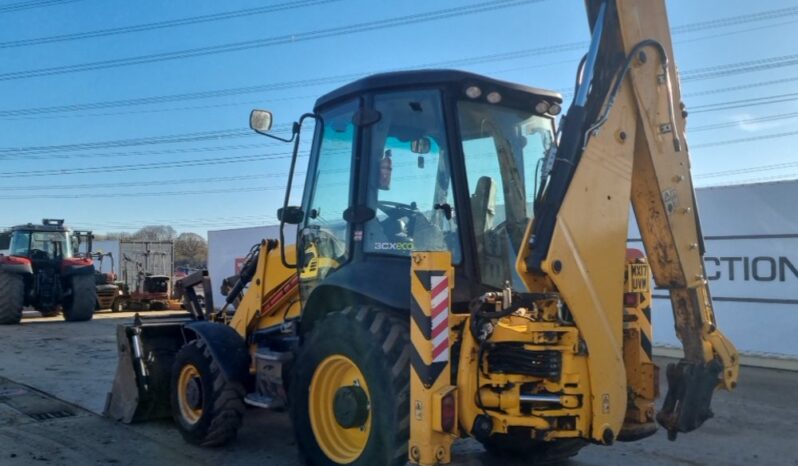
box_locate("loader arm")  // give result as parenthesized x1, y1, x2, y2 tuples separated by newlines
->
(518, 0, 739, 442)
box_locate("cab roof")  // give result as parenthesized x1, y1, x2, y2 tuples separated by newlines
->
(314, 69, 563, 111)
(9, 220, 70, 233)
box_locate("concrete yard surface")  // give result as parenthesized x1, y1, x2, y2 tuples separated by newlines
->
(0, 311, 796, 465)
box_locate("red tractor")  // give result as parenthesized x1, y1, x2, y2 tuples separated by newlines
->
(0, 219, 96, 324)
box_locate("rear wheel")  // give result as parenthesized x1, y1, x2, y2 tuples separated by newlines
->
(290, 306, 410, 466)
(62, 274, 96, 322)
(170, 339, 246, 447)
(0, 272, 24, 325)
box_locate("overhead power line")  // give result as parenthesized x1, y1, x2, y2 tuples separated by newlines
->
(689, 111, 798, 133)
(3, 1, 794, 83)
(3, 47, 796, 123)
(2, 124, 797, 180)
(0, 128, 256, 156)
(683, 76, 798, 98)
(0, 74, 362, 117)
(695, 160, 798, 179)
(0, 0, 339, 49)
(670, 5, 798, 34)
(0, 0, 81, 14)
(689, 91, 798, 113)
(0, 174, 270, 191)
(0, 185, 287, 200)
(0, 0, 546, 82)
(681, 53, 798, 82)
(698, 173, 798, 187)
(0, 142, 271, 161)
(1, 83, 794, 159)
(691, 130, 798, 149)
(0, 152, 297, 177)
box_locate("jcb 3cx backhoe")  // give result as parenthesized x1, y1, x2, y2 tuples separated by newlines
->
(105, 1, 739, 464)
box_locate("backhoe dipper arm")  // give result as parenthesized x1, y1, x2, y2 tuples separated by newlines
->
(519, 0, 739, 442)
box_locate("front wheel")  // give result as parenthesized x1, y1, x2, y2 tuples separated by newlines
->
(170, 339, 245, 447)
(62, 274, 96, 322)
(0, 271, 24, 325)
(290, 306, 410, 466)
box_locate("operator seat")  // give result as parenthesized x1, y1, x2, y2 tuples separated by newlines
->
(470, 176, 497, 253)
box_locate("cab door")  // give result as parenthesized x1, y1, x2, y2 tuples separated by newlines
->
(297, 99, 358, 301)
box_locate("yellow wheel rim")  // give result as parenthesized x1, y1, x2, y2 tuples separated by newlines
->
(309, 355, 372, 464)
(177, 364, 203, 425)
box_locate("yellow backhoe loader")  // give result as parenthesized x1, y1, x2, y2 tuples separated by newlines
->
(104, 1, 739, 464)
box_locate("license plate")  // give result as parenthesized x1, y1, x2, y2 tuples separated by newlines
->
(627, 263, 650, 293)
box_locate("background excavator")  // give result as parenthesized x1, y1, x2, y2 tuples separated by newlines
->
(104, 0, 739, 464)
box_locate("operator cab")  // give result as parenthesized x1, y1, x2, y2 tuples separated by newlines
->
(254, 70, 561, 307)
(6, 219, 76, 263)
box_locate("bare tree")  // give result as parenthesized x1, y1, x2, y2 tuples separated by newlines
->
(130, 225, 177, 242)
(175, 232, 208, 268)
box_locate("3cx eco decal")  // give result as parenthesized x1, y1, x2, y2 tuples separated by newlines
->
(373, 242, 414, 251)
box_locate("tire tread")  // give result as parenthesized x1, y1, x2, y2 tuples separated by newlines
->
(290, 306, 411, 466)
(0, 272, 24, 325)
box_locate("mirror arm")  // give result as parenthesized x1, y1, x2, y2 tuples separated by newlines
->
(260, 131, 295, 144)
(279, 113, 320, 269)
(257, 121, 304, 143)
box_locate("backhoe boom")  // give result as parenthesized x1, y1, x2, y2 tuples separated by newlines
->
(520, 0, 739, 440)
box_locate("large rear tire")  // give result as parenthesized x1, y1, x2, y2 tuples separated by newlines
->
(0, 271, 24, 325)
(170, 339, 246, 447)
(290, 306, 410, 466)
(62, 274, 96, 322)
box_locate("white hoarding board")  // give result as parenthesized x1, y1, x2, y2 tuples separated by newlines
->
(207, 225, 296, 308)
(631, 180, 798, 359)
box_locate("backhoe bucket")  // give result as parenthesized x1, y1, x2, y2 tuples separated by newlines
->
(103, 315, 190, 423)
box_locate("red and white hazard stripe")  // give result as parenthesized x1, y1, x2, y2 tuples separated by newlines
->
(430, 275, 449, 363)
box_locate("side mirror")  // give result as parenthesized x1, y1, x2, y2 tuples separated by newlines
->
(278, 206, 304, 225)
(250, 109, 273, 134)
(411, 137, 431, 154)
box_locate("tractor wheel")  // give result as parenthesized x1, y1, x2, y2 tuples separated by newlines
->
(170, 339, 246, 447)
(290, 306, 410, 466)
(62, 274, 96, 322)
(111, 298, 123, 313)
(0, 271, 24, 325)
(479, 429, 587, 462)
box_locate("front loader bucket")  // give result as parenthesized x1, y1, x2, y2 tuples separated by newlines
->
(103, 315, 189, 423)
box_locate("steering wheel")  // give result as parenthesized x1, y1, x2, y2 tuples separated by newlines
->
(29, 248, 49, 260)
(376, 200, 418, 220)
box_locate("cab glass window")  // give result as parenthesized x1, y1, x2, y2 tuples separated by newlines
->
(458, 100, 554, 289)
(9, 232, 30, 256)
(363, 90, 461, 264)
(299, 100, 357, 284)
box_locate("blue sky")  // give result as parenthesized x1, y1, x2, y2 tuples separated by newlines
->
(1, 0, 796, 236)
